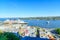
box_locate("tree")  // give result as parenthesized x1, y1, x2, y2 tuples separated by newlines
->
(55, 28, 60, 35)
(0, 35, 7, 40)
(36, 28, 40, 37)
(0, 32, 20, 40)
(3, 32, 20, 40)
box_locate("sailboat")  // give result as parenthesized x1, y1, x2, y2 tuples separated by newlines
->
(46, 21, 50, 25)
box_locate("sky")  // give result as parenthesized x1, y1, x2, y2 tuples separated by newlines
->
(0, 0, 60, 18)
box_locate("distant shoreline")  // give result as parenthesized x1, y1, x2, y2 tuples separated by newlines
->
(0, 16, 60, 20)
(19, 16, 60, 20)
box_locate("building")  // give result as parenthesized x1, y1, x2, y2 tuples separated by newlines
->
(0, 19, 27, 33)
(19, 26, 37, 37)
(39, 28, 55, 40)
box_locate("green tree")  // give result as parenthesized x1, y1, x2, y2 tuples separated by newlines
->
(55, 28, 60, 35)
(0, 35, 7, 40)
(3, 32, 20, 40)
(0, 32, 20, 40)
(36, 28, 40, 37)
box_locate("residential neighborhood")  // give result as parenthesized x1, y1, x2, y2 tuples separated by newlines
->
(0, 19, 55, 40)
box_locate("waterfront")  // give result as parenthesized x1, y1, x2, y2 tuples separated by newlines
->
(20, 20, 60, 28)
(0, 18, 60, 28)
(0, 19, 56, 40)
(0, 18, 60, 40)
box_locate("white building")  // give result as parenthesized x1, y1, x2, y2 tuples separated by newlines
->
(0, 19, 27, 33)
